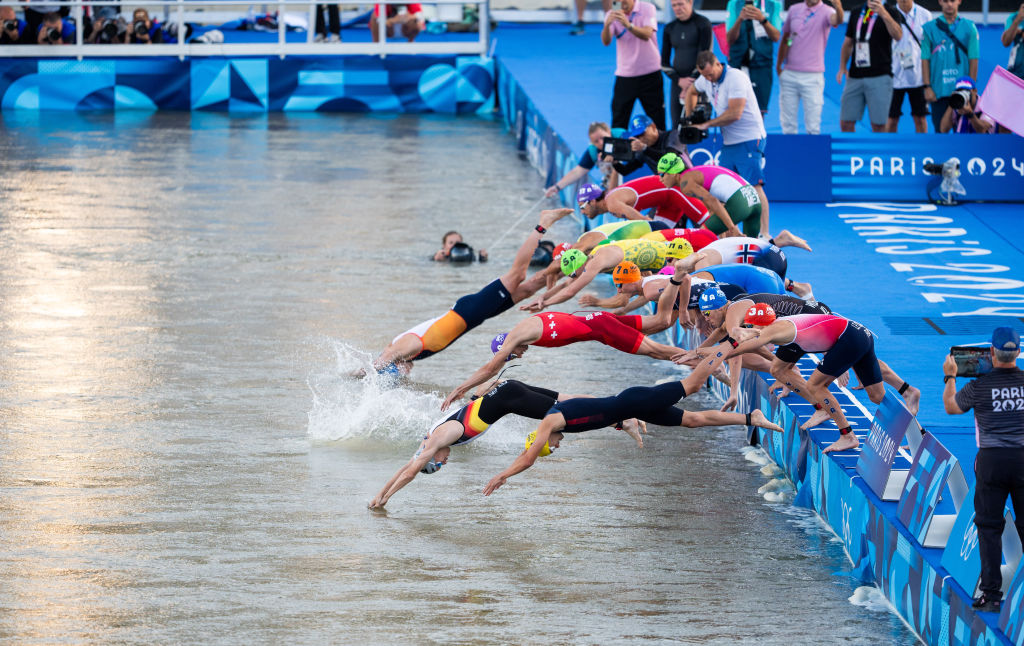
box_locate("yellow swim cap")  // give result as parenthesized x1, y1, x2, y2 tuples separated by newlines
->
(525, 430, 552, 457)
(666, 238, 694, 259)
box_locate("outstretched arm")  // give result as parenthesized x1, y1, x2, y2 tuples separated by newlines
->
(605, 194, 651, 221)
(681, 181, 738, 235)
(483, 414, 563, 495)
(369, 426, 458, 509)
(579, 291, 632, 310)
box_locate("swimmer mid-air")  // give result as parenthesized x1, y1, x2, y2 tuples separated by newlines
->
(370, 209, 573, 376)
(481, 348, 783, 496)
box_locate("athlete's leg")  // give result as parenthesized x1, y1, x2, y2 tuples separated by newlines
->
(752, 185, 768, 238)
(374, 332, 425, 369)
(636, 336, 682, 361)
(771, 230, 812, 252)
(679, 408, 782, 432)
(878, 359, 921, 415)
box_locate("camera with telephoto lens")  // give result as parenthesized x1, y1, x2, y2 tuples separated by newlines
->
(46, 26, 62, 42)
(949, 88, 972, 111)
(4, 19, 17, 31)
(601, 136, 636, 162)
(678, 93, 712, 145)
(98, 20, 120, 42)
(133, 20, 148, 37)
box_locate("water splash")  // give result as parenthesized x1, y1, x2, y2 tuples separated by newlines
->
(849, 586, 893, 613)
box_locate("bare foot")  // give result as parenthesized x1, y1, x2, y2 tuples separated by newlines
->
(773, 229, 812, 251)
(621, 418, 646, 447)
(539, 207, 575, 229)
(786, 280, 814, 299)
(751, 410, 783, 432)
(823, 432, 860, 453)
(903, 385, 921, 416)
(770, 382, 793, 398)
(676, 252, 705, 273)
(800, 408, 832, 430)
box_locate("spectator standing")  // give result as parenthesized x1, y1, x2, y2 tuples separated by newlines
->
(776, 0, 844, 134)
(921, 0, 979, 133)
(128, 8, 163, 43)
(837, 0, 903, 133)
(601, 0, 666, 131)
(943, 327, 1024, 614)
(886, 0, 931, 132)
(1001, 2, 1024, 80)
(314, 4, 341, 42)
(613, 113, 690, 176)
(571, 0, 612, 35)
(545, 121, 624, 197)
(939, 76, 994, 133)
(0, 5, 29, 44)
(370, 3, 425, 42)
(661, 0, 712, 129)
(686, 51, 770, 236)
(37, 11, 74, 44)
(725, 0, 783, 117)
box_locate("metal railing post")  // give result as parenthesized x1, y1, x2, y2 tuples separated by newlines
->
(177, 0, 186, 59)
(306, 0, 316, 42)
(278, 0, 285, 57)
(74, 0, 83, 59)
(479, 0, 489, 58)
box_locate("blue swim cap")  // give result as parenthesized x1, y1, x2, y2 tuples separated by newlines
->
(698, 286, 728, 312)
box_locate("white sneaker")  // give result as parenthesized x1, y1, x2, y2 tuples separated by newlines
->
(328, 33, 340, 42)
(313, 33, 325, 42)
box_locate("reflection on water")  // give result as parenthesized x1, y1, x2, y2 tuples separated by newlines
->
(0, 112, 916, 644)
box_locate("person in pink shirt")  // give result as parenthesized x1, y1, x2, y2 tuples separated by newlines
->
(697, 305, 920, 454)
(601, 0, 665, 131)
(776, 0, 845, 134)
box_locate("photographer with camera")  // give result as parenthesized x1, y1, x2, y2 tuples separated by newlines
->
(86, 7, 125, 44)
(127, 8, 163, 43)
(610, 114, 691, 177)
(0, 6, 28, 44)
(685, 51, 770, 236)
(938, 76, 993, 133)
(545, 122, 624, 198)
(36, 11, 73, 44)
(943, 326, 1024, 614)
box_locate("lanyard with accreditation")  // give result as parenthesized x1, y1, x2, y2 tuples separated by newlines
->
(855, 8, 879, 67)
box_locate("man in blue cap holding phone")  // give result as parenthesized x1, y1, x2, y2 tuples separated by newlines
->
(942, 326, 1024, 613)
(613, 113, 692, 177)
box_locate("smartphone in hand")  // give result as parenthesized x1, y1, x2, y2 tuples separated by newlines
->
(612, 1, 622, 11)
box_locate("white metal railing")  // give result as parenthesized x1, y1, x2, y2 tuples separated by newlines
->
(0, 0, 490, 59)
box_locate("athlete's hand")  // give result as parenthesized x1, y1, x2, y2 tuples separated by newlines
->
(483, 475, 507, 496)
(723, 227, 743, 238)
(544, 185, 559, 198)
(520, 298, 545, 313)
(578, 293, 599, 307)
(720, 393, 738, 412)
(441, 388, 463, 411)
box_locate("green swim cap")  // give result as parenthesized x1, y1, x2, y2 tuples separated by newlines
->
(560, 248, 587, 276)
(657, 152, 686, 175)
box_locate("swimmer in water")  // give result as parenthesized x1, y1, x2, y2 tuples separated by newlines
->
(371, 209, 573, 376)
(481, 348, 783, 495)
(367, 377, 643, 509)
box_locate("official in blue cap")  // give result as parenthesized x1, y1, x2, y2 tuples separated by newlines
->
(614, 113, 692, 177)
(942, 326, 1024, 614)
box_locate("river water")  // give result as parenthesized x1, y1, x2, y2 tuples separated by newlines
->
(0, 112, 916, 644)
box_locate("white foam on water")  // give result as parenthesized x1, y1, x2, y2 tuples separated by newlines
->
(760, 464, 783, 477)
(849, 586, 893, 613)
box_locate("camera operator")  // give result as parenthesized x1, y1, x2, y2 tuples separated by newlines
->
(37, 11, 74, 44)
(1, 6, 28, 44)
(611, 113, 691, 177)
(86, 7, 126, 44)
(942, 326, 1024, 614)
(939, 76, 993, 133)
(686, 51, 770, 236)
(127, 8, 163, 43)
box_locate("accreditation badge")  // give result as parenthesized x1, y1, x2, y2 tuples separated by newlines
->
(854, 41, 871, 67)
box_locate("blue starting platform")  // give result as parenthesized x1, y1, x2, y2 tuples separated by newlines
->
(493, 23, 1024, 646)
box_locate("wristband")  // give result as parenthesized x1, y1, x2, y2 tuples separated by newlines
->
(723, 335, 739, 348)
(943, 375, 955, 383)
(535, 224, 547, 235)
(669, 277, 682, 286)
(760, 17, 768, 24)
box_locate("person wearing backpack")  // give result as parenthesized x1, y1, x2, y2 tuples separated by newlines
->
(1002, 3, 1024, 81)
(921, 0, 979, 133)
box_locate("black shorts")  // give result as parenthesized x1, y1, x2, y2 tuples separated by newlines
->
(752, 246, 788, 281)
(817, 321, 882, 387)
(552, 382, 689, 432)
(889, 86, 929, 119)
(451, 278, 515, 331)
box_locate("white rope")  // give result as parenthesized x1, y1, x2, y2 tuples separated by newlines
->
(485, 195, 547, 251)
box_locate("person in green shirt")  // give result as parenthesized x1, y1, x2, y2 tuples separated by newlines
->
(1002, 2, 1024, 81)
(725, 0, 783, 116)
(920, 0, 979, 132)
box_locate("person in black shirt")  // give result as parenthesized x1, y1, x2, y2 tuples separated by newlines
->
(837, 0, 903, 132)
(661, 0, 712, 129)
(612, 114, 690, 177)
(943, 326, 1024, 614)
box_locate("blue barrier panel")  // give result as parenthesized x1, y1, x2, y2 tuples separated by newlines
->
(1001, 560, 1024, 644)
(896, 432, 961, 548)
(942, 483, 983, 597)
(763, 134, 831, 203)
(857, 391, 915, 501)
